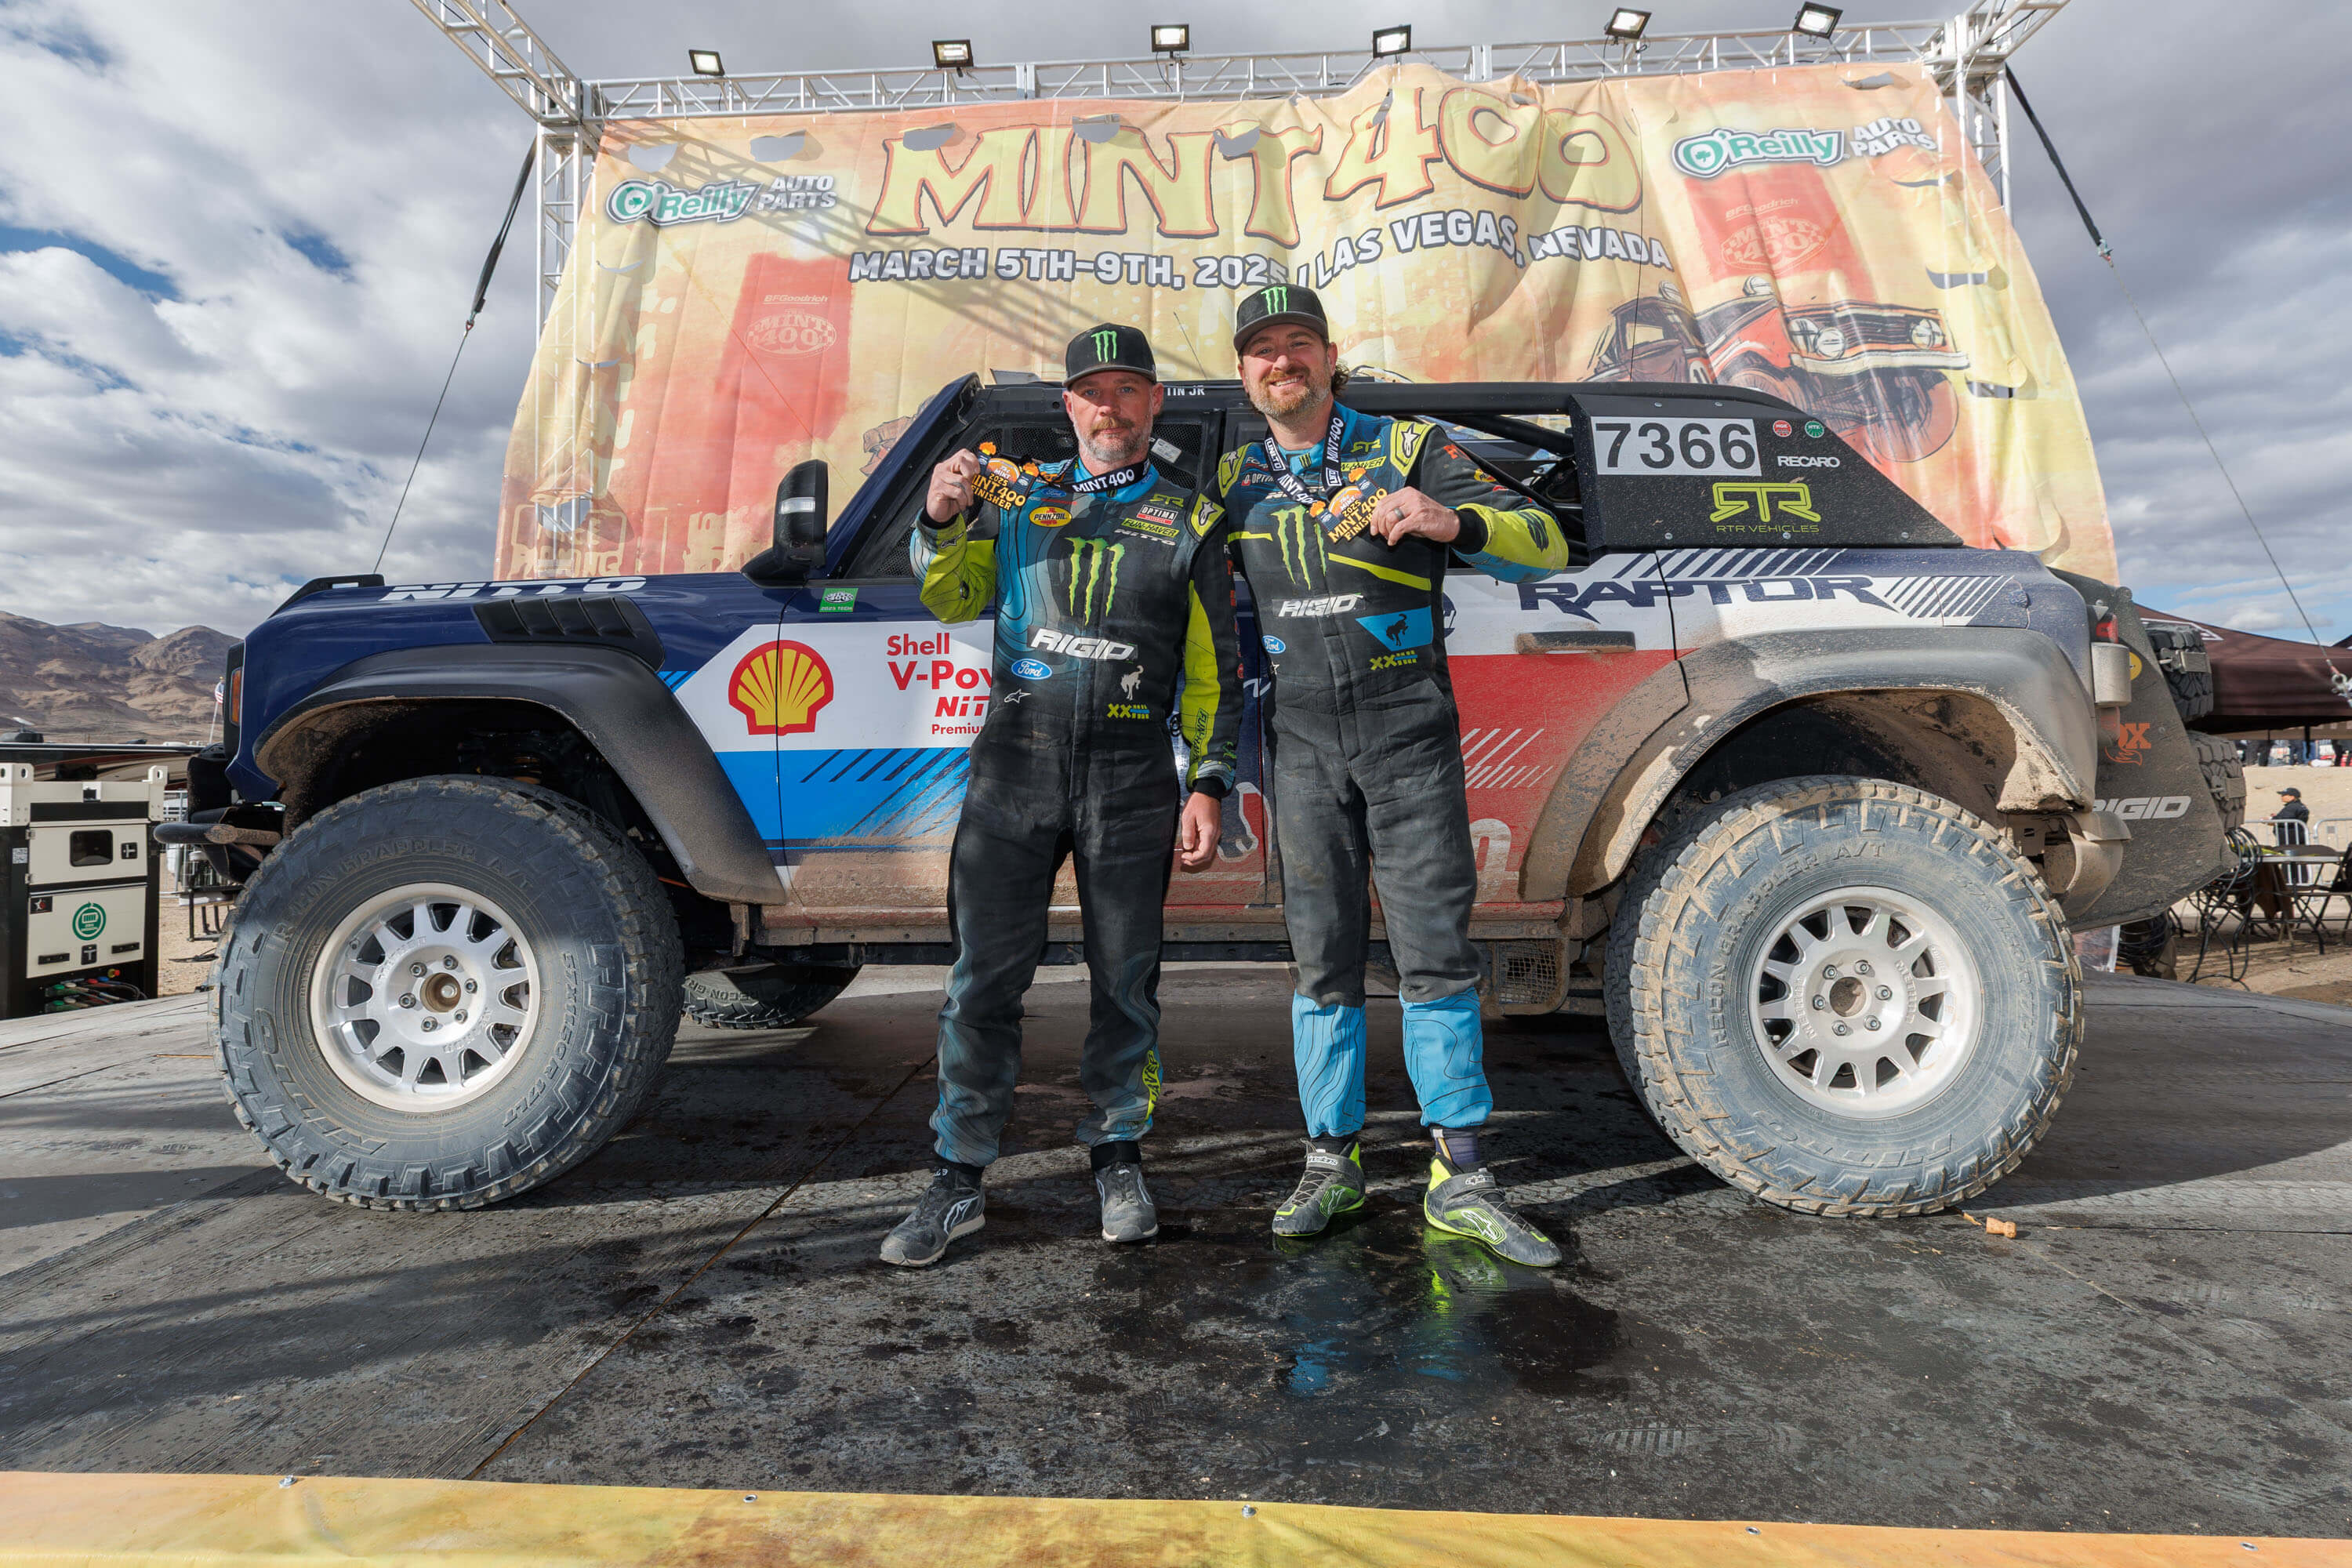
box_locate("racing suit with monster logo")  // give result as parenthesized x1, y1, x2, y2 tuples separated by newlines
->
(909, 459, 1242, 1167)
(1217, 405, 1568, 1142)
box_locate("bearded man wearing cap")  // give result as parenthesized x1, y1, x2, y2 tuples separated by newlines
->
(1216, 283, 1571, 1267)
(879, 323, 1243, 1267)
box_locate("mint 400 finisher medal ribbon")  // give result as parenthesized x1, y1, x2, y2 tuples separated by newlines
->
(971, 442, 1145, 511)
(1253, 411, 1387, 543)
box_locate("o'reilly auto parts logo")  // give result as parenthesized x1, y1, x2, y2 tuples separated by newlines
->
(1672, 127, 1844, 179)
(607, 178, 757, 227)
(71, 902, 105, 941)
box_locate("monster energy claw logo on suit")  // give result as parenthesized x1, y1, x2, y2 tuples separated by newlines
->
(1065, 538, 1125, 620)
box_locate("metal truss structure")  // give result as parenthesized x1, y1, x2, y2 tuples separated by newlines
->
(411, 0, 2069, 327)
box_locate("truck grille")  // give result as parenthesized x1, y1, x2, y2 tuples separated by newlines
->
(1486, 939, 1566, 1012)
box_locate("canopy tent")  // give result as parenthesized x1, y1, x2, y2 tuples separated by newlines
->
(2142, 611, 2352, 734)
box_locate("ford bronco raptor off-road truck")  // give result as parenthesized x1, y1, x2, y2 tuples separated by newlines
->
(183, 376, 2238, 1217)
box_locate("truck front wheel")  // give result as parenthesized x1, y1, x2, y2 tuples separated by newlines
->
(1606, 776, 2080, 1217)
(216, 775, 682, 1210)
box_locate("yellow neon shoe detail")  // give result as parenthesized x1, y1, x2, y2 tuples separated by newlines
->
(1423, 1156, 1561, 1268)
(1272, 1141, 1366, 1236)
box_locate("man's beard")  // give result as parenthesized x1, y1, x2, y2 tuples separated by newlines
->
(1078, 420, 1149, 472)
(1247, 364, 1328, 422)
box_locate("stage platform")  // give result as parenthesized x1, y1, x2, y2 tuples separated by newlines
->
(2, 967, 2348, 1543)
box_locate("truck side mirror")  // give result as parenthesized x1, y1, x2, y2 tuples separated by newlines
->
(742, 460, 829, 585)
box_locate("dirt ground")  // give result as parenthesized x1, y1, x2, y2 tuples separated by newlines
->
(2241, 758, 2352, 835)
(154, 909, 219, 999)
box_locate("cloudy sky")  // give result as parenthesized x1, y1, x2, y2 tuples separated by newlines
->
(1, 0, 2344, 641)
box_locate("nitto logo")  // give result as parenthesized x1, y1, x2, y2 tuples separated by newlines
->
(1031, 628, 1135, 661)
(1277, 595, 1363, 617)
(2096, 796, 2192, 821)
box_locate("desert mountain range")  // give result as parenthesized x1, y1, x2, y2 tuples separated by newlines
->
(0, 611, 236, 743)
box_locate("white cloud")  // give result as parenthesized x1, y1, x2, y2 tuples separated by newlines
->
(0, 0, 2346, 645)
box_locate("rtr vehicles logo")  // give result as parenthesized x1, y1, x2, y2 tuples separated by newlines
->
(728, 641, 835, 736)
(1709, 481, 1823, 524)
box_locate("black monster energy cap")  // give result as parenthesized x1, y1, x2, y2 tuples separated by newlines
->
(1232, 282, 1330, 353)
(1064, 323, 1157, 387)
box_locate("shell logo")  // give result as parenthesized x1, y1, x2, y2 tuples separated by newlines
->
(728, 640, 834, 736)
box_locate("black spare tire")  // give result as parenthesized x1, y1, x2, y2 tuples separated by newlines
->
(215, 775, 682, 1210)
(1606, 775, 2080, 1217)
(683, 962, 860, 1029)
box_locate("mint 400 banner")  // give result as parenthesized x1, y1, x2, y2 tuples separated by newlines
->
(495, 60, 2114, 582)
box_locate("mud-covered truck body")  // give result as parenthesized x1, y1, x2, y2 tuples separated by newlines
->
(187, 377, 2234, 1214)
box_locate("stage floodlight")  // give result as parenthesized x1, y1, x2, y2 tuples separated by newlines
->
(932, 38, 975, 69)
(1792, 4, 1842, 37)
(1150, 24, 1191, 53)
(1370, 24, 1412, 57)
(1604, 9, 1651, 41)
(687, 49, 724, 77)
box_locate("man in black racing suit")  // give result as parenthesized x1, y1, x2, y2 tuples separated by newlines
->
(1216, 284, 1569, 1267)
(880, 323, 1243, 1267)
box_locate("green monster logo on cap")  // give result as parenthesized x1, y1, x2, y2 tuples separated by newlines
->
(1259, 285, 1289, 314)
(71, 902, 105, 941)
(1091, 328, 1118, 361)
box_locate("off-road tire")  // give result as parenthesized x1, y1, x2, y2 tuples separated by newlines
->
(683, 963, 860, 1029)
(1605, 775, 2080, 1217)
(2190, 731, 2246, 833)
(2143, 622, 2215, 721)
(215, 775, 682, 1211)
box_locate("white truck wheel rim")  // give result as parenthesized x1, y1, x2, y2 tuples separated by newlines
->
(1746, 884, 1984, 1121)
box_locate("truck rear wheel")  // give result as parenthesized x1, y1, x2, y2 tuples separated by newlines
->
(216, 775, 682, 1210)
(1606, 776, 2079, 1217)
(684, 962, 860, 1029)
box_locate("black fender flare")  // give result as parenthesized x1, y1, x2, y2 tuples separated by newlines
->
(252, 644, 782, 906)
(1521, 627, 2100, 901)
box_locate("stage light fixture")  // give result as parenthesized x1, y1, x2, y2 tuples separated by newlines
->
(1604, 9, 1651, 42)
(1792, 4, 1842, 37)
(1370, 24, 1412, 57)
(932, 38, 975, 70)
(687, 49, 725, 77)
(1150, 24, 1191, 53)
